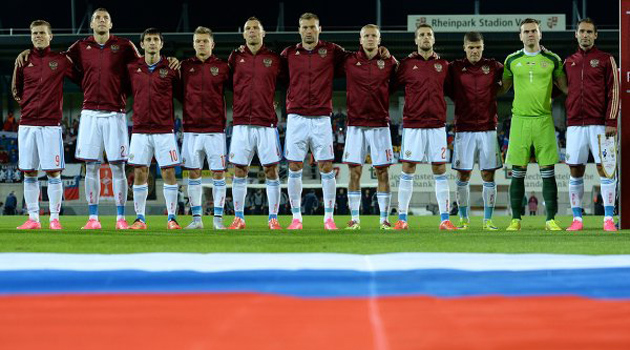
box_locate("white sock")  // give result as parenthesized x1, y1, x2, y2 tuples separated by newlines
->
(232, 176, 247, 219)
(377, 192, 391, 224)
(482, 181, 497, 221)
(266, 178, 281, 220)
(456, 180, 469, 219)
(397, 172, 414, 220)
(434, 174, 450, 220)
(163, 184, 179, 219)
(288, 169, 303, 221)
(132, 183, 148, 220)
(85, 162, 101, 220)
(24, 175, 40, 222)
(348, 191, 361, 222)
(110, 163, 127, 221)
(321, 171, 336, 221)
(569, 176, 584, 220)
(188, 177, 203, 220)
(47, 174, 63, 221)
(213, 177, 226, 219)
(600, 177, 616, 220)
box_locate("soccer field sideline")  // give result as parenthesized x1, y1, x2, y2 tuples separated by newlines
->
(1, 215, 628, 254)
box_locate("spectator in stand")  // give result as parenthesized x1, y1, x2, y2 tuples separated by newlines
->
(336, 188, 348, 215)
(362, 189, 372, 215)
(4, 191, 17, 215)
(3, 112, 18, 132)
(303, 190, 319, 215)
(528, 193, 538, 216)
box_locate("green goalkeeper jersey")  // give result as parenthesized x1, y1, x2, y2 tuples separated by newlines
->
(503, 49, 565, 117)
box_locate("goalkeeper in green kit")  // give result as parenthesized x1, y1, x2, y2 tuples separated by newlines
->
(501, 18, 568, 231)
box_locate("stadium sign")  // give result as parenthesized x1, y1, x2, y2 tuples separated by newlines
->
(407, 14, 566, 32)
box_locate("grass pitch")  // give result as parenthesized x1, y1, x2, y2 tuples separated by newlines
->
(0, 215, 628, 254)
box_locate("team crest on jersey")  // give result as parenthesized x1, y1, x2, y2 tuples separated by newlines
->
(159, 68, 168, 78)
(434, 63, 443, 72)
(482, 65, 490, 74)
(318, 48, 327, 58)
(377, 60, 385, 70)
(111, 45, 120, 53)
(48, 61, 58, 71)
(540, 61, 549, 68)
(263, 58, 273, 67)
(210, 66, 219, 76)
(590, 59, 599, 68)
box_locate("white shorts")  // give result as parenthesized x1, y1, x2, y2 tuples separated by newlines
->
(18, 125, 64, 171)
(229, 125, 282, 166)
(75, 110, 129, 163)
(452, 131, 503, 171)
(565, 125, 606, 165)
(400, 127, 448, 163)
(181, 132, 227, 170)
(342, 126, 394, 167)
(285, 114, 334, 162)
(128, 133, 181, 168)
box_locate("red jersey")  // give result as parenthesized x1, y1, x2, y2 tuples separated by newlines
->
(181, 55, 230, 133)
(343, 48, 398, 127)
(281, 40, 347, 116)
(67, 35, 140, 113)
(228, 46, 282, 127)
(127, 57, 180, 134)
(12, 47, 75, 126)
(564, 46, 620, 127)
(448, 57, 503, 132)
(396, 52, 450, 128)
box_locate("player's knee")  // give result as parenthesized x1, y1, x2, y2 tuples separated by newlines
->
(210, 170, 223, 180)
(234, 165, 248, 178)
(189, 169, 202, 180)
(46, 170, 61, 178)
(161, 167, 177, 184)
(319, 162, 333, 173)
(458, 170, 471, 182)
(480, 170, 494, 182)
(25, 170, 38, 177)
(570, 165, 586, 178)
(375, 166, 388, 179)
(289, 162, 303, 172)
(431, 163, 446, 175)
(264, 165, 279, 179)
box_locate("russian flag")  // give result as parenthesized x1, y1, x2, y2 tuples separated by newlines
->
(1, 253, 629, 349)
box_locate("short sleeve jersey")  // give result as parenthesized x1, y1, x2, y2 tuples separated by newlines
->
(503, 49, 564, 117)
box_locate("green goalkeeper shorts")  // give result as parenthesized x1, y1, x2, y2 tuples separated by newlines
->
(506, 115, 559, 166)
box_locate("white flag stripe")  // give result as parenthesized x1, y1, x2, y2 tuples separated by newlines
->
(1, 253, 630, 273)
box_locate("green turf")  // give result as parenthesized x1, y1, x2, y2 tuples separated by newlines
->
(1, 215, 629, 254)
